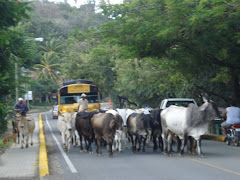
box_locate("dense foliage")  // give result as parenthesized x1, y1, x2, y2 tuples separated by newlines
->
(0, 0, 35, 133)
(70, 0, 240, 107)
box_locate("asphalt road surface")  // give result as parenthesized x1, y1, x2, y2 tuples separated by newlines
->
(42, 111, 240, 180)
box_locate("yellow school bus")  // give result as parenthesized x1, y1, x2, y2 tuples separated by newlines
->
(58, 79, 100, 114)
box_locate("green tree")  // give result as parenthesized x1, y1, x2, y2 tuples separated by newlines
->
(34, 53, 61, 83)
(96, 0, 240, 105)
(0, 0, 33, 133)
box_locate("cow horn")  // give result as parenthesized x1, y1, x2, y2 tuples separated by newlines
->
(110, 120, 115, 129)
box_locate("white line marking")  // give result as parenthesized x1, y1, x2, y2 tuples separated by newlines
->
(45, 115, 77, 173)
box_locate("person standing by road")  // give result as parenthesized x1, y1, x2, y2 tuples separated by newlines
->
(221, 101, 240, 139)
(78, 93, 89, 112)
(14, 97, 29, 116)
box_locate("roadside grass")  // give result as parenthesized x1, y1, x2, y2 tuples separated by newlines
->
(0, 139, 12, 149)
(29, 104, 53, 113)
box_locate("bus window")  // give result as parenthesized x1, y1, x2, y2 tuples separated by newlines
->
(60, 93, 98, 104)
(87, 94, 99, 103)
(60, 96, 77, 104)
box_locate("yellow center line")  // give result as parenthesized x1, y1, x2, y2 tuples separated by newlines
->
(186, 157, 240, 176)
(39, 113, 49, 177)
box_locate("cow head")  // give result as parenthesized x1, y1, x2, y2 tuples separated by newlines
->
(114, 114, 124, 130)
(15, 113, 21, 121)
(200, 101, 221, 121)
(19, 115, 26, 128)
(150, 109, 161, 125)
(142, 114, 152, 142)
(61, 113, 72, 131)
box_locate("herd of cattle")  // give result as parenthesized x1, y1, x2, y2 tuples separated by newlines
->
(57, 98, 221, 157)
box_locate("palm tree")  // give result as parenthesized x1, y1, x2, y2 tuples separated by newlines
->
(40, 39, 64, 57)
(33, 53, 60, 84)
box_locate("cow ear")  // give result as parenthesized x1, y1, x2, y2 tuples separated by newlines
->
(202, 93, 209, 103)
(110, 120, 115, 129)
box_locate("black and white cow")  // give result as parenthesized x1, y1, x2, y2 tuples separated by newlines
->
(127, 112, 152, 152)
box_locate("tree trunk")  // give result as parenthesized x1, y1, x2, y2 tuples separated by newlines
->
(46, 94, 49, 104)
(231, 72, 240, 105)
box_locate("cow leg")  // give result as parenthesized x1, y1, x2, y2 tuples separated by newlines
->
(158, 136, 163, 152)
(18, 131, 20, 144)
(96, 138, 102, 155)
(131, 135, 136, 152)
(30, 132, 33, 146)
(108, 139, 113, 157)
(197, 138, 203, 157)
(75, 130, 80, 147)
(176, 136, 181, 153)
(192, 139, 197, 155)
(61, 132, 66, 150)
(79, 135, 83, 152)
(112, 134, 117, 152)
(136, 134, 142, 152)
(161, 131, 168, 154)
(88, 140, 93, 154)
(142, 137, 147, 152)
(167, 133, 173, 155)
(153, 136, 157, 151)
(67, 131, 72, 152)
(118, 133, 122, 152)
(25, 134, 29, 148)
(187, 136, 193, 154)
(85, 138, 88, 152)
(20, 133, 24, 149)
(179, 137, 185, 156)
(124, 126, 128, 149)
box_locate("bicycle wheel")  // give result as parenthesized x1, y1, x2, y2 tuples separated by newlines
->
(235, 136, 239, 147)
(226, 138, 230, 145)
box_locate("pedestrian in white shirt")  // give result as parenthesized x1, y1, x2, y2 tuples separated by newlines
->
(78, 93, 89, 112)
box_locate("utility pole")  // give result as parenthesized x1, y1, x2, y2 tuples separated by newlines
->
(15, 60, 19, 103)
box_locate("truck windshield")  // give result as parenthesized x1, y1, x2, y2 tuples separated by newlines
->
(166, 101, 195, 108)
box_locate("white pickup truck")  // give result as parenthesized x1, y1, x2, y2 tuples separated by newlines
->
(159, 98, 198, 109)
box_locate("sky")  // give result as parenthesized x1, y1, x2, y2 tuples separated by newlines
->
(49, 0, 123, 8)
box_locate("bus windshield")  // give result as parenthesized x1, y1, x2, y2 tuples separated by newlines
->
(60, 93, 99, 105)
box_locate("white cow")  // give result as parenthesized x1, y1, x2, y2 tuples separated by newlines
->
(116, 108, 137, 149)
(18, 115, 35, 149)
(57, 112, 79, 152)
(161, 99, 220, 156)
(106, 109, 124, 152)
(71, 112, 80, 147)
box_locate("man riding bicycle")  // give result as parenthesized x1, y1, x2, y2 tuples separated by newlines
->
(14, 97, 29, 116)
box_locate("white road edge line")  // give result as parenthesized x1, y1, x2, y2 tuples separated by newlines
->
(45, 115, 78, 173)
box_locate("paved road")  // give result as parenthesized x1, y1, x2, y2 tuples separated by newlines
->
(42, 111, 240, 180)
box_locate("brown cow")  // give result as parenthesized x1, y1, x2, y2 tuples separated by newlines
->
(75, 112, 98, 153)
(18, 114, 35, 149)
(91, 113, 123, 157)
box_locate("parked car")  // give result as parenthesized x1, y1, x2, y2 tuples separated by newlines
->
(160, 98, 198, 109)
(100, 102, 112, 111)
(52, 105, 59, 119)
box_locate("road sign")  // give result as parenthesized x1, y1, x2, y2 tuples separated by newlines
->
(24, 91, 32, 100)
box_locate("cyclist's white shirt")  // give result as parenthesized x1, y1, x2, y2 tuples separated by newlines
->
(226, 107, 240, 124)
